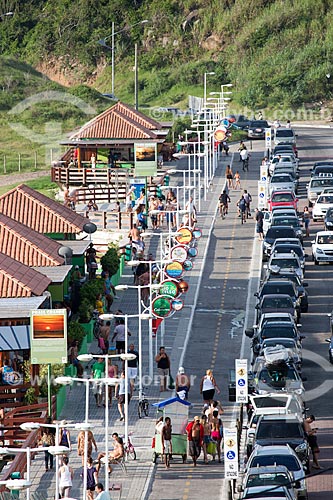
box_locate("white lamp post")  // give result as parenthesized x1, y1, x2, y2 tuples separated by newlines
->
(203, 71, 215, 110)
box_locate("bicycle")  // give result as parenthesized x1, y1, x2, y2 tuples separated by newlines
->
(121, 433, 136, 460)
(240, 209, 246, 224)
(137, 394, 149, 419)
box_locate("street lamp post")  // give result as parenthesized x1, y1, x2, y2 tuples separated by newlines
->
(98, 19, 148, 98)
(203, 72, 215, 110)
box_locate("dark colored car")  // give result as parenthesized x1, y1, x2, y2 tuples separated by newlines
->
(325, 336, 333, 363)
(324, 207, 333, 230)
(232, 114, 252, 130)
(247, 120, 270, 139)
(255, 294, 297, 323)
(271, 243, 305, 269)
(263, 226, 298, 261)
(265, 272, 309, 312)
(255, 280, 301, 315)
(270, 216, 303, 243)
(252, 415, 309, 469)
(310, 165, 333, 178)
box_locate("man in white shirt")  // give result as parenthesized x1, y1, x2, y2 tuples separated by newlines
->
(95, 482, 110, 499)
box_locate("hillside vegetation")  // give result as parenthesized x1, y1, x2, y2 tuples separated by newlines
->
(1, 0, 333, 111)
(0, 0, 332, 171)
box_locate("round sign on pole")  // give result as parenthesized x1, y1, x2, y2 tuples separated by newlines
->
(192, 228, 202, 239)
(159, 280, 180, 298)
(151, 296, 172, 318)
(171, 299, 184, 312)
(187, 246, 198, 258)
(170, 245, 188, 263)
(175, 227, 193, 245)
(183, 259, 193, 272)
(214, 126, 227, 142)
(164, 261, 185, 280)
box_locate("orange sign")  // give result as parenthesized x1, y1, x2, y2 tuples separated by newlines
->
(175, 227, 192, 245)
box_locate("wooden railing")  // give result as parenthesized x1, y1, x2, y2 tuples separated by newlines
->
(78, 210, 135, 230)
(0, 383, 30, 410)
(51, 166, 131, 186)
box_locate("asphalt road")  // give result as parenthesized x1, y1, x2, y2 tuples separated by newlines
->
(148, 128, 333, 500)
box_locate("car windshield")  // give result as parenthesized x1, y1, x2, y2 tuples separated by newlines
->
(261, 326, 296, 338)
(257, 421, 303, 439)
(266, 228, 296, 239)
(311, 179, 333, 188)
(317, 235, 333, 244)
(250, 121, 269, 128)
(262, 297, 293, 308)
(271, 258, 299, 268)
(246, 472, 290, 488)
(276, 130, 294, 138)
(271, 175, 292, 183)
(272, 193, 294, 202)
(249, 455, 301, 472)
(326, 208, 333, 217)
(272, 218, 299, 228)
(263, 339, 296, 349)
(317, 195, 333, 204)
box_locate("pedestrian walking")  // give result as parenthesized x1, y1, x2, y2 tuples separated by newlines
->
(111, 317, 131, 354)
(116, 371, 131, 421)
(85, 457, 98, 500)
(225, 165, 234, 189)
(155, 346, 171, 392)
(240, 147, 249, 171)
(38, 427, 55, 471)
(303, 206, 311, 237)
(222, 140, 229, 156)
(255, 208, 264, 240)
(211, 410, 223, 463)
(127, 343, 139, 395)
(92, 357, 105, 407)
(103, 271, 117, 312)
(234, 170, 241, 190)
(201, 414, 211, 464)
(186, 416, 204, 466)
(200, 369, 220, 404)
(59, 426, 71, 451)
(304, 415, 322, 469)
(98, 321, 110, 354)
(161, 417, 172, 469)
(238, 141, 245, 161)
(77, 430, 98, 465)
(58, 456, 73, 498)
(175, 366, 191, 400)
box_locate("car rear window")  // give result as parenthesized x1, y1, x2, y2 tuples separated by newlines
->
(271, 258, 299, 268)
(276, 130, 294, 138)
(266, 228, 296, 239)
(246, 472, 290, 487)
(261, 325, 295, 338)
(272, 193, 294, 202)
(271, 175, 292, 183)
(311, 178, 333, 188)
(317, 195, 333, 204)
(249, 455, 301, 471)
(262, 297, 293, 308)
(261, 283, 294, 295)
(316, 235, 333, 244)
(257, 421, 303, 439)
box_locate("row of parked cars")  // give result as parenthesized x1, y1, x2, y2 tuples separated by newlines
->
(236, 132, 311, 500)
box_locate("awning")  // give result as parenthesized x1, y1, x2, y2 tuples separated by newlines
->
(0, 325, 30, 351)
(152, 397, 191, 408)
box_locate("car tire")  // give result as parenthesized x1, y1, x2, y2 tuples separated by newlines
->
(329, 352, 333, 364)
(308, 201, 313, 207)
(314, 259, 319, 265)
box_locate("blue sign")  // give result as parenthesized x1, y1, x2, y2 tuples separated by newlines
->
(226, 451, 236, 460)
(237, 378, 246, 387)
(261, 176, 267, 181)
(259, 192, 265, 198)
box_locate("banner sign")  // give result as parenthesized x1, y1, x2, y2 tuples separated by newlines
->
(235, 359, 248, 403)
(258, 181, 268, 209)
(134, 143, 157, 176)
(224, 428, 239, 479)
(30, 309, 67, 364)
(265, 128, 272, 152)
(151, 296, 173, 319)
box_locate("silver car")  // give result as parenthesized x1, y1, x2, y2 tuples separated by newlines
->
(307, 176, 333, 205)
(269, 173, 296, 196)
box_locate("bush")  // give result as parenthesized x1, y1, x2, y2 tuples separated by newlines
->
(100, 243, 120, 276)
(68, 321, 86, 349)
(78, 298, 95, 323)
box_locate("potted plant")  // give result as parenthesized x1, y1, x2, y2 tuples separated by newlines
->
(24, 387, 37, 405)
(100, 243, 120, 276)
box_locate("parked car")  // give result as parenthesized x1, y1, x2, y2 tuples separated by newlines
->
(270, 216, 303, 243)
(232, 114, 252, 130)
(270, 243, 306, 270)
(274, 128, 297, 146)
(312, 193, 333, 221)
(247, 321, 303, 352)
(310, 162, 333, 178)
(255, 280, 301, 313)
(311, 231, 333, 265)
(239, 465, 297, 500)
(269, 173, 297, 196)
(263, 226, 298, 261)
(247, 120, 270, 139)
(255, 294, 297, 323)
(307, 177, 333, 206)
(260, 338, 302, 372)
(273, 144, 297, 156)
(268, 191, 298, 211)
(241, 485, 297, 500)
(265, 271, 309, 313)
(246, 445, 308, 499)
(267, 252, 304, 281)
(248, 414, 310, 470)
(324, 207, 333, 230)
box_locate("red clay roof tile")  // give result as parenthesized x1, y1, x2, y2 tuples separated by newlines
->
(0, 252, 51, 297)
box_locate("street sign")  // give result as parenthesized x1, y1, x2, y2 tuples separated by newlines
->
(170, 245, 188, 263)
(134, 143, 157, 176)
(192, 228, 202, 239)
(151, 296, 173, 319)
(224, 428, 239, 479)
(214, 126, 227, 142)
(30, 309, 67, 364)
(171, 298, 184, 311)
(175, 227, 193, 245)
(265, 128, 272, 152)
(159, 280, 180, 298)
(260, 164, 268, 183)
(235, 359, 248, 403)
(164, 261, 185, 279)
(183, 259, 193, 272)
(258, 181, 268, 209)
(187, 246, 198, 258)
